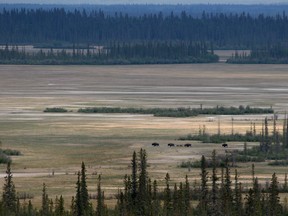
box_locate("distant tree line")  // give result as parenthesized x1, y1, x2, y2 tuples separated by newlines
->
(0, 42, 218, 65)
(227, 45, 288, 64)
(0, 8, 288, 49)
(2, 150, 288, 215)
(180, 115, 288, 166)
(77, 105, 273, 117)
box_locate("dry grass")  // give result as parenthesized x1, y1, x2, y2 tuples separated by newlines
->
(0, 64, 287, 207)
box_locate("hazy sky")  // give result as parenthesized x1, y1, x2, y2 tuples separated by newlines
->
(0, 0, 287, 4)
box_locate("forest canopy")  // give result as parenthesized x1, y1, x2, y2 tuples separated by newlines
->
(0, 8, 288, 49)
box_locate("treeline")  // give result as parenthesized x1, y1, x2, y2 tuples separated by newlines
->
(2, 4, 288, 17)
(227, 45, 288, 64)
(76, 105, 273, 117)
(0, 42, 218, 65)
(179, 132, 263, 143)
(2, 150, 288, 216)
(0, 8, 288, 48)
(180, 115, 288, 165)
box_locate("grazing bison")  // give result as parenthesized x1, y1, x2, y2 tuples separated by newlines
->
(222, 143, 228, 148)
(184, 143, 192, 147)
(168, 143, 175, 147)
(152, 142, 159, 147)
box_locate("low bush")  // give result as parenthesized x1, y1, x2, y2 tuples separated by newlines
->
(44, 107, 68, 113)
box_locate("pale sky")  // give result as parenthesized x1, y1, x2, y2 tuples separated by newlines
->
(0, 0, 287, 4)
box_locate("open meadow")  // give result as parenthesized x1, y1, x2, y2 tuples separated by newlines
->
(0, 63, 288, 207)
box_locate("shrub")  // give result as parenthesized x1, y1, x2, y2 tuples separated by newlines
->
(44, 107, 68, 113)
(2, 149, 21, 156)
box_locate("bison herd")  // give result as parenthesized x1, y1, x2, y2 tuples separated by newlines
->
(151, 142, 192, 147)
(151, 142, 228, 148)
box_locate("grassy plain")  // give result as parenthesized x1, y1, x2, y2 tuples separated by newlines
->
(0, 64, 288, 207)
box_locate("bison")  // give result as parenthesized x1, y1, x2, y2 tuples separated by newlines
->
(222, 143, 228, 148)
(168, 143, 175, 147)
(152, 142, 159, 147)
(184, 143, 192, 147)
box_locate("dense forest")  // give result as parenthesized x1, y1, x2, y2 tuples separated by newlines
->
(0, 42, 218, 65)
(0, 8, 288, 49)
(2, 4, 288, 17)
(227, 45, 288, 64)
(1, 149, 288, 216)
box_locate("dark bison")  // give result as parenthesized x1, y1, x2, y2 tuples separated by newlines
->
(152, 142, 159, 147)
(184, 143, 192, 147)
(168, 143, 175, 147)
(222, 143, 228, 148)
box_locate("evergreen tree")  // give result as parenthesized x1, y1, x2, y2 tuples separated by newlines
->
(41, 183, 49, 216)
(198, 155, 208, 216)
(131, 151, 138, 207)
(268, 173, 282, 215)
(233, 169, 243, 215)
(210, 150, 219, 215)
(184, 175, 191, 216)
(74, 172, 83, 216)
(96, 175, 107, 216)
(151, 180, 161, 216)
(54, 195, 65, 216)
(80, 161, 90, 215)
(2, 162, 17, 214)
(137, 148, 148, 215)
(163, 173, 172, 216)
(221, 157, 233, 215)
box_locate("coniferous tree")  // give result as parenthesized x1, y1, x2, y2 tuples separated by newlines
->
(131, 151, 138, 207)
(96, 175, 107, 216)
(163, 173, 172, 216)
(268, 173, 282, 216)
(2, 162, 17, 214)
(198, 155, 208, 216)
(137, 148, 148, 215)
(80, 161, 90, 215)
(233, 169, 243, 216)
(184, 175, 191, 216)
(41, 183, 49, 216)
(151, 180, 161, 216)
(74, 172, 83, 216)
(210, 150, 219, 215)
(221, 157, 233, 215)
(54, 195, 65, 216)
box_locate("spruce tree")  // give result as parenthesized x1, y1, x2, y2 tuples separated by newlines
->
(54, 195, 65, 216)
(163, 173, 172, 216)
(74, 172, 83, 216)
(198, 155, 208, 216)
(221, 157, 233, 215)
(138, 148, 148, 215)
(41, 183, 49, 216)
(131, 151, 138, 206)
(80, 161, 90, 215)
(2, 162, 17, 214)
(210, 150, 219, 215)
(184, 175, 191, 216)
(268, 173, 282, 215)
(96, 175, 106, 216)
(151, 180, 161, 216)
(233, 169, 243, 215)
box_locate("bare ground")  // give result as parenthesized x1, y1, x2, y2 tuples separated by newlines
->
(0, 64, 287, 206)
